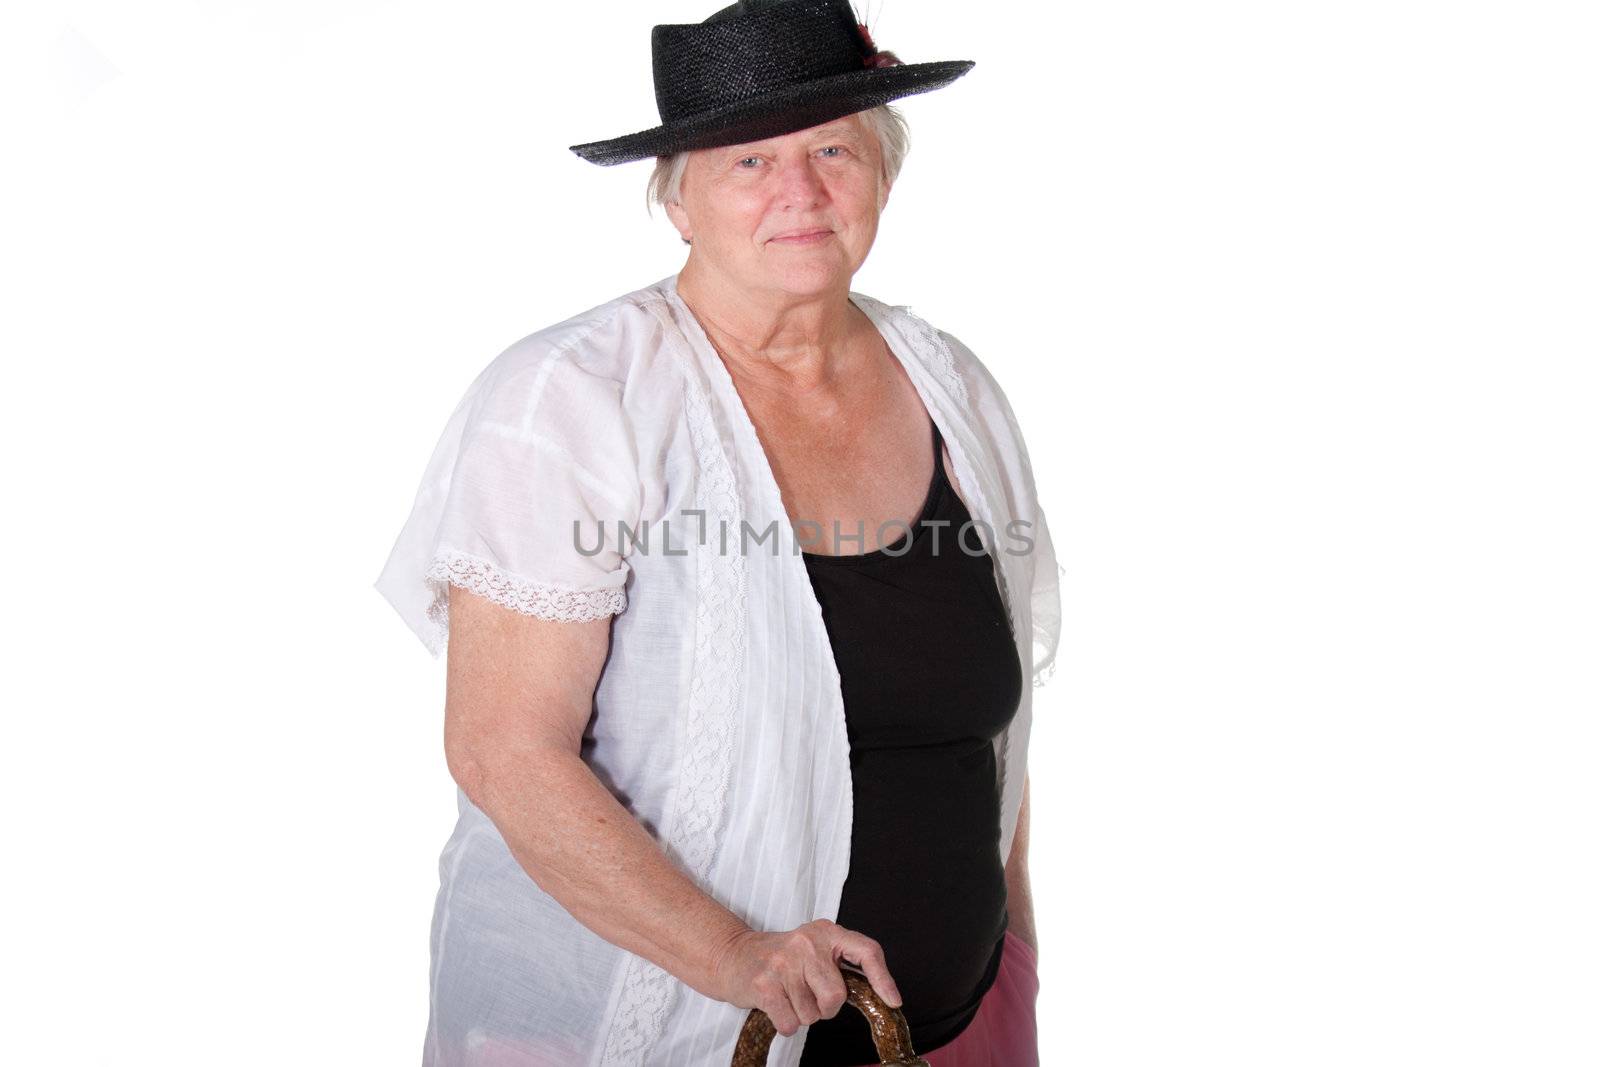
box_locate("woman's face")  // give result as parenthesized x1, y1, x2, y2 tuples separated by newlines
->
(666, 111, 889, 299)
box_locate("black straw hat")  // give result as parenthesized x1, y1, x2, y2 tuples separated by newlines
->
(568, 0, 975, 166)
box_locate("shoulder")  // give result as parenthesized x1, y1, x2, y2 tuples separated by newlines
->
(861, 292, 1044, 489)
(466, 278, 683, 417)
(853, 289, 1016, 425)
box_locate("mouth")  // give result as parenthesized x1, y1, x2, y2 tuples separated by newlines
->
(769, 228, 833, 245)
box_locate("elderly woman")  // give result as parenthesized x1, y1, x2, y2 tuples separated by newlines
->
(375, 2, 1062, 1065)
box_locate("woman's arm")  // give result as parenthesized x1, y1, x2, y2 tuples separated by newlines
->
(440, 584, 904, 1035)
(440, 585, 751, 1000)
(1004, 771, 1038, 957)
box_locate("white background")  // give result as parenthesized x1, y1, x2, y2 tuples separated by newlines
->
(4, 0, 1597, 1063)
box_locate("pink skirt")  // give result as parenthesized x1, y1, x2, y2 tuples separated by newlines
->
(848, 928, 1040, 1067)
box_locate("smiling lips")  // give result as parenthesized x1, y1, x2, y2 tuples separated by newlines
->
(770, 228, 833, 244)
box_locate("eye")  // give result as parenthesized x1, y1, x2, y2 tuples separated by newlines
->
(819, 145, 846, 158)
(736, 156, 762, 169)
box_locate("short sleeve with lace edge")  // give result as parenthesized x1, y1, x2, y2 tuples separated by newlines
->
(374, 348, 641, 658)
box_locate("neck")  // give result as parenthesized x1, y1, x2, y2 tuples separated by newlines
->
(673, 259, 862, 389)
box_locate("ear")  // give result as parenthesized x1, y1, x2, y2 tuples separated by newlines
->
(664, 198, 692, 244)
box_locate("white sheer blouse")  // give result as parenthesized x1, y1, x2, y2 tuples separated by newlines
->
(374, 272, 1063, 1067)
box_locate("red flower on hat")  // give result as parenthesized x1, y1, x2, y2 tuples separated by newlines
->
(857, 22, 904, 68)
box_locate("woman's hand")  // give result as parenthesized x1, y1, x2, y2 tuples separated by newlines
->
(708, 918, 903, 1037)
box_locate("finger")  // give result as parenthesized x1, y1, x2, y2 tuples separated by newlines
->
(760, 982, 801, 1037)
(839, 934, 902, 1008)
(804, 952, 850, 1020)
(784, 958, 824, 1026)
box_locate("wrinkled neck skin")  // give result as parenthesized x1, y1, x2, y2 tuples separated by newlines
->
(674, 260, 877, 395)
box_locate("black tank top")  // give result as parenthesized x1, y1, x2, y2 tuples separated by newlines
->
(795, 416, 1024, 1065)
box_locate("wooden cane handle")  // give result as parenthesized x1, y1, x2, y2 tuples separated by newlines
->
(729, 966, 931, 1067)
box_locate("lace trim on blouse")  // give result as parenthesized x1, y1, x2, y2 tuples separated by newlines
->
(599, 370, 750, 1065)
(888, 298, 1062, 691)
(423, 549, 626, 647)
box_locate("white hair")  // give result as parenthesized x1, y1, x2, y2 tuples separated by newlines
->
(645, 103, 910, 238)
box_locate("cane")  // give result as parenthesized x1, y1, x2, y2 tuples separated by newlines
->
(729, 964, 931, 1066)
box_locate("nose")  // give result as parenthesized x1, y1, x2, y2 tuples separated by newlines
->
(776, 155, 827, 209)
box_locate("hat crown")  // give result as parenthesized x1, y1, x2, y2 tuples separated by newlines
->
(704, 0, 799, 22)
(651, 0, 870, 124)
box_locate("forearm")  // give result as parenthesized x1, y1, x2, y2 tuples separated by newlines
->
(1004, 771, 1038, 955)
(465, 746, 750, 998)
(1004, 856, 1037, 955)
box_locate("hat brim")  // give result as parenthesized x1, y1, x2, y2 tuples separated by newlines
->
(568, 59, 975, 166)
